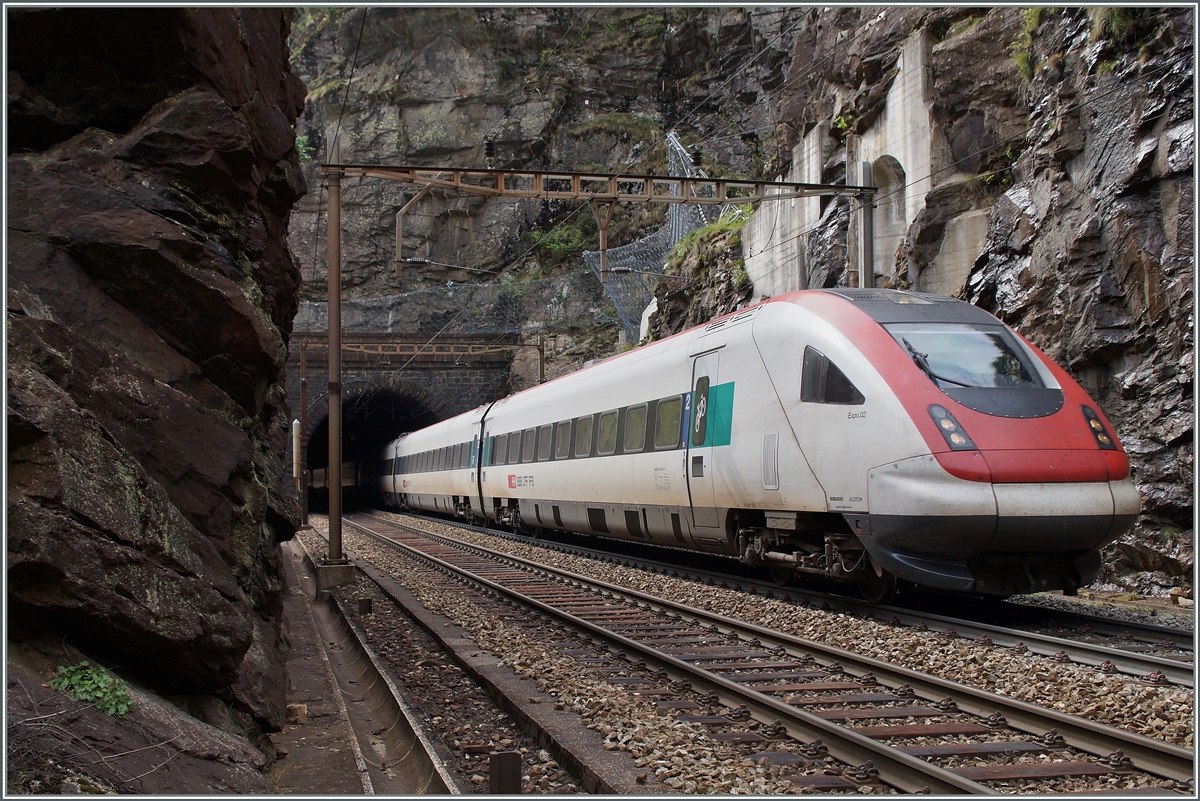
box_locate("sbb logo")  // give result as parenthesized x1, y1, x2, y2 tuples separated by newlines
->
(508, 475, 517, 488)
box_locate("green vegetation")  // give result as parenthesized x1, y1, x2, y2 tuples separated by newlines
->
(569, 113, 660, 145)
(1088, 7, 1136, 43)
(50, 662, 133, 718)
(1008, 7, 1045, 81)
(666, 205, 752, 275)
(944, 15, 985, 40)
(732, 262, 752, 292)
(832, 111, 858, 136)
(497, 55, 522, 82)
(295, 133, 315, 162)
(522, 213, 598, 275)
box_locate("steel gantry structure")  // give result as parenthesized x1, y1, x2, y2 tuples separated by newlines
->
(315, 151, 875, 578)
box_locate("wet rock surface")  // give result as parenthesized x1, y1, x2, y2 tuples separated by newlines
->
(960, 9, 1194, 592)
(7, 8, 306, 788)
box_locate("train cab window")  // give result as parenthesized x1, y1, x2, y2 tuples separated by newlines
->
(574, 415, 593, 458)
(469, 438, 477, 469)
(801, 347, 865, 405)
(596, 411, 618, 456)
(654, 396, 683, 450)
(884, 322, 1045, 390)
(624, 404, 648, 453)
(492, 434, 506, 467)
(555, 420, 572, 459)
(521, 427, 537, 463)
(537, 424, 553, 461)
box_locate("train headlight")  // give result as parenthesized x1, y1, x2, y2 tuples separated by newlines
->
(1081, 406, 1117, 450)
(929, 405, 976, 451)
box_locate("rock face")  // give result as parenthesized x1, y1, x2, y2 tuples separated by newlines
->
(653, 8, 1193, 593)
(963, 8, 1193, 592)
(7, 5, 306, 749)
(288, 7, 800, 301)
(292, 8, 1191, 591)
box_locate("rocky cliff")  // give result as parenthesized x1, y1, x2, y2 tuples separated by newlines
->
(7, 7, 306, 788)
(963, 8, 1193, 592)
(290, 7, 1191, 591)
(288, 7, 798, 301)
(652, 7, 1193, 594)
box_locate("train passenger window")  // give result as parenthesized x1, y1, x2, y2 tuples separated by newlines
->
(654, 396, 683, 450)
(460, 442, 469, 469)
(508, 431, 522, 464)
(624, 404, 648, 453)
(522, 427, 537, 463)
(596, 411, 618, 456)
(554, 420, 572, 459)
(537, 425, 553, 461)
(574, 415, 593, 458)
(801, 347, 865, 405)
(493, 434, 506, 467)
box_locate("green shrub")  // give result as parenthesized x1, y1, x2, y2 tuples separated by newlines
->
(50, 662, 133, 718)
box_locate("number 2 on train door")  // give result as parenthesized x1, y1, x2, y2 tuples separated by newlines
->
(688, 352, 720, 528)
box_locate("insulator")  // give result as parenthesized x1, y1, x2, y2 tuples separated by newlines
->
(691, 149, 702, 168)
(484, 140, 496, 158)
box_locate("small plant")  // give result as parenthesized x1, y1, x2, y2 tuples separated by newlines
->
(1008, 7, 1045, 81)
(1088, 7, 1135, 43)
(49, 662, 133, 718)
(295, 133, 315, 162)
(732, 262, 752, 292)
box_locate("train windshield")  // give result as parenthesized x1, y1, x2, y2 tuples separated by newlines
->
(885, 323, 1044, 390)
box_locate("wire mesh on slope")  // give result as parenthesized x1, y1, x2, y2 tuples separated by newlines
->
(582, 132, 724, 337)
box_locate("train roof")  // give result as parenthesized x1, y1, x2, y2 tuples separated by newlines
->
(811, 288, 999, 325)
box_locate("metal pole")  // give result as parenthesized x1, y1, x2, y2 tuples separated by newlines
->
(860, 161, 874, 289)
(327, 145, 344, 562)
(537, 335, 545, 384)
(299, 340, 308, 526)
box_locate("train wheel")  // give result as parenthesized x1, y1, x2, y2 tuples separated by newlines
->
(769, 565, 795, 587)
(858, 569, 897, 605)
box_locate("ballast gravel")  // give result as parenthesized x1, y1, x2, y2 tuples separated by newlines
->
(374, 512, 1194, 750)
(303, 520, 807, 794)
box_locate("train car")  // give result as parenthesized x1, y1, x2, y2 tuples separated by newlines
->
(379, 289, 1140, 602)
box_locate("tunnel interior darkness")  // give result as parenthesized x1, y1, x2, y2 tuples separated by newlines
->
(307, 388, 439, 510)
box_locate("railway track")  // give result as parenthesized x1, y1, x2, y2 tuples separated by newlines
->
(343, 511, 1193, 794)
(393, 511, 1194, 687)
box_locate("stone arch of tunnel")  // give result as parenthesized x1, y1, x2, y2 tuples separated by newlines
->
(306, 382, 440, 510)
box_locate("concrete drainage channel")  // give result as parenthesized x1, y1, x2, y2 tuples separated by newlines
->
(292, 537, 459, 794)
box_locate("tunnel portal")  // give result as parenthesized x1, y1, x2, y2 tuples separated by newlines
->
(285, 332, 517, 512)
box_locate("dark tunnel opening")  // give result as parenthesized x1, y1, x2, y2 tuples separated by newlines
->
(307, 388, 439, 511)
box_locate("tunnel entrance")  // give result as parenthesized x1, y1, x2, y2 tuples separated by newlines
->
(307, 387, 439, 510)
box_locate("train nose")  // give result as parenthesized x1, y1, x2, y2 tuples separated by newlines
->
(857, 454, 1140, 594)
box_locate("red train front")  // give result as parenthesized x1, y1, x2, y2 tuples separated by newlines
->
(777, 289, 1141, 597)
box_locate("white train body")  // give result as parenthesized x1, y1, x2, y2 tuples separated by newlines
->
(375, 289, 1139, 599)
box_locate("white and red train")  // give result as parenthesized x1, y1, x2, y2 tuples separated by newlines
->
(368, 289, 1139, 602)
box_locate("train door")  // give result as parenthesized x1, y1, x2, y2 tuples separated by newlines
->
(687, 351, 720, 529)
